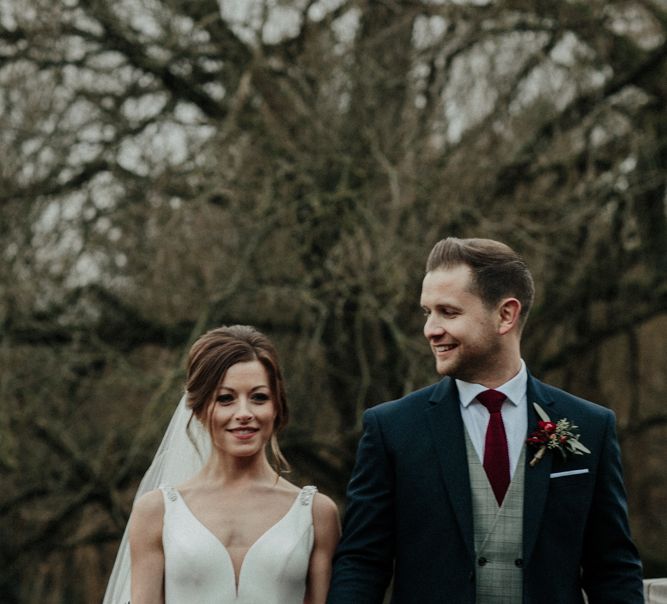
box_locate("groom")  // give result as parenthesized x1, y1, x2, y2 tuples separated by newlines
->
(327, 237, 643, 603)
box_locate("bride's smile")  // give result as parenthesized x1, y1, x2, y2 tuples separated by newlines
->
(208, 360, 277, 456)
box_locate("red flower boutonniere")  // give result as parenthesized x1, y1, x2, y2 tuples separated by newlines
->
(526, 403, 591, 467)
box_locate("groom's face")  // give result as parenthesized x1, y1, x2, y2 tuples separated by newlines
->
(420, 264, 503, 384)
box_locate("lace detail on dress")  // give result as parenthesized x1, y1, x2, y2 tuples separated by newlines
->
(299, 485, 317, 506)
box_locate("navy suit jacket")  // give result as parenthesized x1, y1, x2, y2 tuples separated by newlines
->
(327, 374, 643, 604)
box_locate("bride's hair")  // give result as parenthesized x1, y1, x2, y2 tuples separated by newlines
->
(185, 324, 290, 474)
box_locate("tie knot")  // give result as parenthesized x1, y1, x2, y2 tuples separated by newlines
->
(477, 389, 506, 414)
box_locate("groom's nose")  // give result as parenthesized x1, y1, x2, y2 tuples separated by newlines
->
(424, 314, 444, 339)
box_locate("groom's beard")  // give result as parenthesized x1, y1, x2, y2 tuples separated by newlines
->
(434, 336, 504, 384)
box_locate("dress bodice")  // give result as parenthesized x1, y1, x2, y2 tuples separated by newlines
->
(160, 485, 316, 603)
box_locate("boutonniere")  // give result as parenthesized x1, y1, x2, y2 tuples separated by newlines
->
(526, 403, 591, 467)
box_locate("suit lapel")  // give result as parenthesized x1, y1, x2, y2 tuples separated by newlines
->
(522, 375, 555, 563)
(426, 378, 475, 561)
(426, 375, 561, 564)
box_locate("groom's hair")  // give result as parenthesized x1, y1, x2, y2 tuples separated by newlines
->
(426, 237, 535, 327)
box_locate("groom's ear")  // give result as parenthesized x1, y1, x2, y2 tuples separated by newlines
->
(497, 297, 522, 335)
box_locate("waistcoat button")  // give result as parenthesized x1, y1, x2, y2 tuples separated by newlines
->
(478, 557, 488, 566)
(514, 558, 524, 568)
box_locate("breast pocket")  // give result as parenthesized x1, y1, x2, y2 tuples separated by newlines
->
(548, 471, 593, 499)
(542, 471, 593, 550)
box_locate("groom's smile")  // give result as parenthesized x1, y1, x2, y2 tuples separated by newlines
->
(421, 264, 504, 384)
(434, 343, 457, 353)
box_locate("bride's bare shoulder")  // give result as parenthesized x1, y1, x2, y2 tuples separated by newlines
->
(130, 489, 165, 526)
(312, 492, 339, 524)
(135, 487, 165, 507)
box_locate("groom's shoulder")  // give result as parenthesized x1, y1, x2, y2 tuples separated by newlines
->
(365, 381, 442, 420)
(533, 377, 614, 421)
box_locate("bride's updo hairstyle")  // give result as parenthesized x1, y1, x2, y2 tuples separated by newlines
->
(185, 324, 290, 474)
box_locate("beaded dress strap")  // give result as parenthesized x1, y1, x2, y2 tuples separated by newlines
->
(160, 485, 178, 502)
(299, 485, 317, 506)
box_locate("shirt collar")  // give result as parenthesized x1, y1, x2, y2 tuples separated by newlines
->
(456, 359, 527, 408)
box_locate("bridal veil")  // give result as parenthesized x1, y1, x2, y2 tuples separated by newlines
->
(102, 394, 210, 603)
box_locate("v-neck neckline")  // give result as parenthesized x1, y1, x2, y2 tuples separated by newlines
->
(171, 487, 303, 596)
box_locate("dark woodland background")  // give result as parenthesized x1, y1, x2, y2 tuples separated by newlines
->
(1, 0, 666, 602)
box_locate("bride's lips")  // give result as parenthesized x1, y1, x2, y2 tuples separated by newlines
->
(227, 427, 259, 440)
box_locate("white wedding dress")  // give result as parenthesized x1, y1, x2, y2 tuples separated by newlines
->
(160, 485, 317, 603)
(102, 396, 317, 604)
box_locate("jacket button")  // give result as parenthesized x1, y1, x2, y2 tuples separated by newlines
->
(514, 558, 523, 568)
(468, 571, 475, 582)
(478, 557, 487, 566)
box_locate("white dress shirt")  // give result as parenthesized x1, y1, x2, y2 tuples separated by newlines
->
(455, 360, 528, 477)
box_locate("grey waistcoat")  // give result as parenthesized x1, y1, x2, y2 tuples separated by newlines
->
(464, 427, 526, 603)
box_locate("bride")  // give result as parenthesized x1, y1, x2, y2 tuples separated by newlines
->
(104, 325, 340, 603)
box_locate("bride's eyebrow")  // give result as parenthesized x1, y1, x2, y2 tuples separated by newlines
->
(218, 385, 270, 393)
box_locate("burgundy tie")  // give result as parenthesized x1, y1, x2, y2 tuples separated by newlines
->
(477, 389, 510, 505)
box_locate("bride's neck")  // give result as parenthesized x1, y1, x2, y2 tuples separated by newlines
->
(200, 451, 277, 487)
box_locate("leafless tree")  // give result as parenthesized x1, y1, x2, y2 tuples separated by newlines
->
(1, 0, 665, 600)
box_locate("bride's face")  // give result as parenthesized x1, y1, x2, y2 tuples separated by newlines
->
(207, 360, 277, 458)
